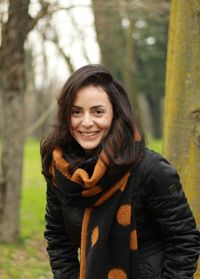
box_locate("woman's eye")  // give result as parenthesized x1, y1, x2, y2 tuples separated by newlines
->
(71, 110, 80, 116)
(95, 110, 104, 115)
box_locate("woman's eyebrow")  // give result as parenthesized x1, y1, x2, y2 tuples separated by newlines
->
(91, 105, 105, 109)
(72, 105, 82, 109)
(72, 105, 105, 109)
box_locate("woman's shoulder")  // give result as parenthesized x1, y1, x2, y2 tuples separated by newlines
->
(143, 147, 166, 161)
(141, 147, 176, 170)
(134, 148, 180, 189)
(136, 147, 167, 176)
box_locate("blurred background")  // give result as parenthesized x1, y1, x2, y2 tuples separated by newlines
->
(0, 0, 199, 278)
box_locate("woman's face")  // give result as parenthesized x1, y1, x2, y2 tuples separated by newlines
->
(70, 85, 113, 151)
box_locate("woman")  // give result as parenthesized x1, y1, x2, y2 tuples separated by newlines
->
(41, 64, 200, 279)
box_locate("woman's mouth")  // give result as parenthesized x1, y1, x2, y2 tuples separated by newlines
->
(79, 131, 99, 137)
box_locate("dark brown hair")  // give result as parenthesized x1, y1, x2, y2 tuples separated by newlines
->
(40, 64, 146, 179)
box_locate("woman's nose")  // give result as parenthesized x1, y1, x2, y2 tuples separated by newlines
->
(81, 113, 94, 127)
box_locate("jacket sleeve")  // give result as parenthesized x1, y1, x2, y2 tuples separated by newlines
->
(146, 157, 200, 278)
(44, 183, 80, 279)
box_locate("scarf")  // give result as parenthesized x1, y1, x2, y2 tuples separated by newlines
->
(50, 148, 140, 279)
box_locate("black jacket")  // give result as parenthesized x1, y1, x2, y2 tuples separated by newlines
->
(44, 149, 200, 279)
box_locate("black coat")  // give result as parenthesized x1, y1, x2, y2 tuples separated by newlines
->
(44, 149, 200, 279)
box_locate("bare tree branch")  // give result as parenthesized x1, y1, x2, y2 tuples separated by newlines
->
(39, 22, 75, 74)
(49, 26, 75, 73)
(27, 1, 50, 33)
(26, 98, 56, 136)
(67, 9, 91, 64)
(27, 2, 91, 33)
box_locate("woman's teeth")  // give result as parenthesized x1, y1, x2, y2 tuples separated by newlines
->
(80, 132, 98, 136)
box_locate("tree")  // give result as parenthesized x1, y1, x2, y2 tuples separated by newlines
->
(0, 0, 49, 242)
(92, 0, 126, 82)
(134, 16, 168, 138)
(0, 0, 97, 242)
(91, 0, 170, 138)
(164, 1, 200, 277)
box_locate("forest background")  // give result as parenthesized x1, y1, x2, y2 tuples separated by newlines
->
(0, 0, 199, 278)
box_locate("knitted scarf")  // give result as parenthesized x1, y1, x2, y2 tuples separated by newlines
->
(50, 147, 140, 279)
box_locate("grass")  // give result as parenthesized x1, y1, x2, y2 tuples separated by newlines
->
(0, 137, 162, 279)
(0, 139, 52, 279)
(147, 136, 163, 154)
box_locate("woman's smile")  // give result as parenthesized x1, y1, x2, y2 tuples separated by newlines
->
(78, 130, 101, 141)
(79, 131, 100, 136)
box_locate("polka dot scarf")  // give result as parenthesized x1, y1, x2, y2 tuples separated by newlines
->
(50, 148, 139, 279)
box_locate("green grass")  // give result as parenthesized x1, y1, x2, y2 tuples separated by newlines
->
(147, 136, 163, 154)
(21, 139, 45, 240)
(0, 139, 52, 279)
(0, 137, 163, 279)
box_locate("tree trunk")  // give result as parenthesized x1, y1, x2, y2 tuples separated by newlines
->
(164, 1, 200, 276)
(123, 8, 135, 99)
(0, 0, 29, 242)
(91, 0, 126, 82)
(0, 93, 25, 241)
(148, 96, 163, 138)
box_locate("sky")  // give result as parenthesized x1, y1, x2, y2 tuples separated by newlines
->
(27, 0, 100, 88)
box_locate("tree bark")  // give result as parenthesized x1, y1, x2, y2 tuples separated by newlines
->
(91, 0, 126, 82)
(164, 1, 200, 276)
(123, 5, 135, 98)
(0, 0, 30, 242)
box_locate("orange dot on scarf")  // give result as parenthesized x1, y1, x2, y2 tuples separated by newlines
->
(91, 226, 99, 247)
(108, 268, 127, 279)
(130, 229, 138, 250)
(81, 186, 102, 197)
(116, 205, 131, 226)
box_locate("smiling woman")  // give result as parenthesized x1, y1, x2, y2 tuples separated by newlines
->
(40, 64, 200, 279)
(70, 85, 113, 150)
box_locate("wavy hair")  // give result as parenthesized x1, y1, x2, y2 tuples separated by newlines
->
(40, 64, 146, 179)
